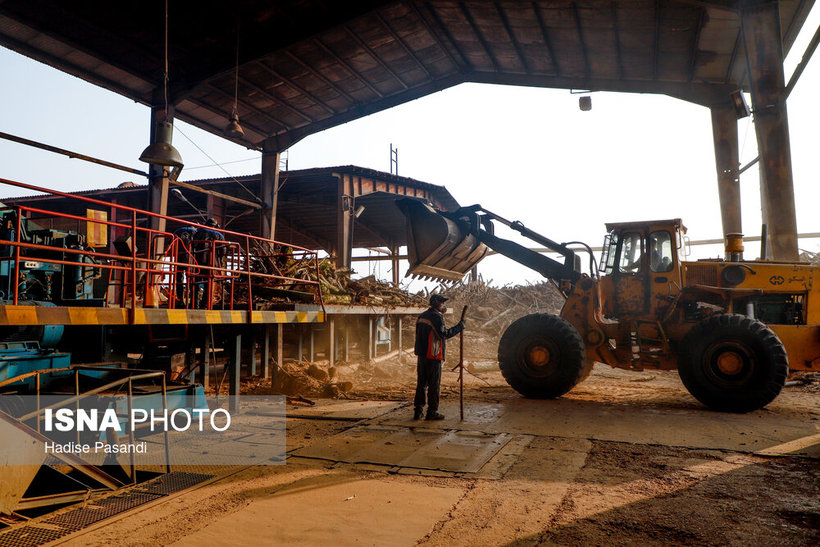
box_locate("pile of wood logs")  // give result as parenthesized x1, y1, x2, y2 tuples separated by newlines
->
(243, 244, 428, 307)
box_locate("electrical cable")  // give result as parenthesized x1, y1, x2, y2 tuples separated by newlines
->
(173, 125, 260, 202)
(185, 157, 260, 170)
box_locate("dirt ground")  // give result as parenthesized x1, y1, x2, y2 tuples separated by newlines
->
(59, 359, 820, 546)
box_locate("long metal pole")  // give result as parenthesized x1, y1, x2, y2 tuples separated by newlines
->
(458, 306, 467, 421)
(161, 375, 171, 473)
(0, 130, 149, 177)
(126, 378, 137, 483)
(12, 212, 21, 305)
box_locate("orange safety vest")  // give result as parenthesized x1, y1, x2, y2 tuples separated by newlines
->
(417, 318, 443, 360)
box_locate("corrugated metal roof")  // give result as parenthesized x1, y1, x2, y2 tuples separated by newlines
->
(1, 1, 812, 150)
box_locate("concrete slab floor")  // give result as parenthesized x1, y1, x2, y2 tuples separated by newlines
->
(170, 473, 464, 547)
(379, 398, 820, 458)
(293, 426, 512, 472)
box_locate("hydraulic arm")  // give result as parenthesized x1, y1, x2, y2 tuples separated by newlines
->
(458, 206, 581, 284)
(397, 198, 582, 284)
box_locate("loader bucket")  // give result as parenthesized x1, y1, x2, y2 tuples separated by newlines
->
(396, 199, 489, 282)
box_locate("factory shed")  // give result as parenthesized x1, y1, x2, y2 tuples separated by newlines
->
(3, 165, 460, 282)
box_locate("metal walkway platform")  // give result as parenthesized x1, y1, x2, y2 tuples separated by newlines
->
(0, 305, 324, 326)
(0, 471, 213, 547)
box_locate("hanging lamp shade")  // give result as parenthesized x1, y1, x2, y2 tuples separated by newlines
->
(224, 110, 245, 139)
(139, 120, 184, 168)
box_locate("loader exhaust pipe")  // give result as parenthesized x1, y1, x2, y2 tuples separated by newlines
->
(725, 232, 744, 262)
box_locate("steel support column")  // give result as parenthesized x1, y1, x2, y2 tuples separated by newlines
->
(263, 326, 271, 379)
(397, 317, 403, 364)
(250, 331, 257, 376)
(329, 317, 336, 368)
(337, 177, 352, 270)
(260, 140, 281, 240)
(276, 324, 283, 383)
(710, 104, 742, 257)
(391, 245, 400, 287)
(230, 332, 241, 413)
(742, 0, 798, 261)
(200, 329, 210, 389)
(146, 97, 174, 241)
(297, 326, 303, 361)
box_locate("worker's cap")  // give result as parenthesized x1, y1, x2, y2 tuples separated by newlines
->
(429, 294, 448, 307)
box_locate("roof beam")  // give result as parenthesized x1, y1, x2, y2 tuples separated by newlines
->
(469, 71, 733, 106)
(414, 1, 471, 71)
(205, 82, 292, 129)
(571, 2, 591, 78)
(255, 61, 338, 115)
(654, 0, 663, 80)
(313, 37, 384, 98)
(180, 96, 270, 145)
(175, 1, 397, 97)
(688, 8, 706, 81)
(237, 75, 315, 123)
(285, 50, 357, 104)
(725, 30, 741, 83)
(279, 214, 334, 251)
(612, 1, 625, 79)
(0, 3, 158, 88)
(459, 2, 501, 72)
(494, 2, 530, 74)
(276, 73, 465, 149)
(374, 10, 433, 79)
(532, 2, 560, 76)
(0, 31, 152, 106)
(353, 217, 392, 247)
(343, 24, 409, 89)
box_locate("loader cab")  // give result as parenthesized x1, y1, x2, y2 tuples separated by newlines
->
(598, 219, 686, 318)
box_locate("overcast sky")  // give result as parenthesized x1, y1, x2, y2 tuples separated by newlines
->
(1, 7, 818, 287)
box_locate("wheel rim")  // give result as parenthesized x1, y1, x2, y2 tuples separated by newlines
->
(702, 342, 755, 387)
(518, 338, 559, 377)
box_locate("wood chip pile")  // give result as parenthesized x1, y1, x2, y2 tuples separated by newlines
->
(436, 279, 565, 359)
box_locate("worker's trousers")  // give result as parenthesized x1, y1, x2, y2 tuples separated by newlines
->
(414, 357, 442, 414)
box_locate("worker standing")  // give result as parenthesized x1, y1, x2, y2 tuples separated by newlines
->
(413, 294, 465, 420)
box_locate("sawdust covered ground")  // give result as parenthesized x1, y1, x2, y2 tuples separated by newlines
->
(65, 359, 820, 546)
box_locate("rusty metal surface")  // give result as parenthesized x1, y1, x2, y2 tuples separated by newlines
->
(0, 415, 45, 515)
(711, 105, 742, 243)
(742, 1, 799, 261)
(0, 1, 813, 149)
(0, 471, 213, 547)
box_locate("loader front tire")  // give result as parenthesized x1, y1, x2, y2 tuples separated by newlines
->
(498, 313, 586, 398)
(679, 314, 788, 413)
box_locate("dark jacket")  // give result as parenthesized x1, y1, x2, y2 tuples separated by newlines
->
(414, 307, 464, 361)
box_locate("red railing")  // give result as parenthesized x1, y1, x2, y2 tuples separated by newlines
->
(0, 177, 325, 320)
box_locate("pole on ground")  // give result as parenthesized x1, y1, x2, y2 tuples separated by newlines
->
(459, 306, 468, 421)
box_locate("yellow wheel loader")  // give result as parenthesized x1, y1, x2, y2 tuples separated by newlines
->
(397, 199, 816, 413)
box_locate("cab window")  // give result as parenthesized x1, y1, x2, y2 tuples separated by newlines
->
(599, 231, 619, 275)
(618, 232, 643, 273)
(649, 231, 674, 273)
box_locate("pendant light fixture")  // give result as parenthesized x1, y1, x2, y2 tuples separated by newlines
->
(139, 0, 184, 169)
(224, 24, 245, 140)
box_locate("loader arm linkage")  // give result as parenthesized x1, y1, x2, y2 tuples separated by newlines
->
(397, 198, 581, 284)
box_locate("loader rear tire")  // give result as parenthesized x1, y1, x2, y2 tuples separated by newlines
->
(679, 314, 788, 413)
(498, 313, 586, 399)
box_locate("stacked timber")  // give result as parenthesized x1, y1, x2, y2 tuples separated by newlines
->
(240, 247, 428, 308)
